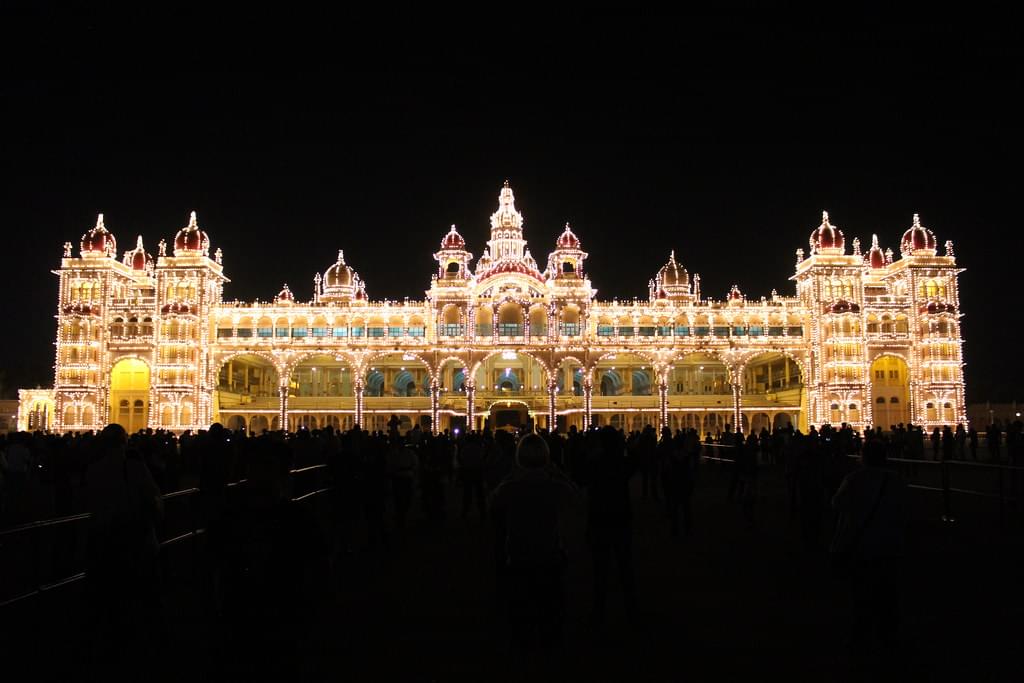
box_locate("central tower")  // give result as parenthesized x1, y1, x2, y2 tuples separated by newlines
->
(487, 180, 528, 262)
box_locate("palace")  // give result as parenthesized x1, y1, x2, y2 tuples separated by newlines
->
(22, 182, 967, 436)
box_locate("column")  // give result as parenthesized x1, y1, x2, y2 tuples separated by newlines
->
(658, 380, 668, 431)
(732, 380, 743, 435)
(430, 380, 440, 434)
(354, 379, 364, 429)
(278, 385, 288, 432)
(547, 378, 558, 434)
(583, 379, 593, 430)
(466, 381, 476, 433)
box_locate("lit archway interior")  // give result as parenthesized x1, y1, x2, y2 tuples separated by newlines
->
(110, 358, 150, 434)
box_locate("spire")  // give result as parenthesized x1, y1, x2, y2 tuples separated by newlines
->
(822, 210, 829, 225)
(188, 211, 198, 229)
(871, 234, 880, 250)
(338, 249, 345, 264)
(913, 213, 921, 228)
(135, 235, 144, 250)
(96, 213, 106, 231)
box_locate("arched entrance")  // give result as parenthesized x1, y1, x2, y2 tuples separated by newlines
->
(110, 358, 150, 434)
(215, 354, 280, 429)
(870, 355, 909, 430)
(742, 352, 805, 431)
(289, 354, 356, 432)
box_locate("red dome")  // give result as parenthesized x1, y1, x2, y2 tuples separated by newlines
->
(160, 302, 192, 315)
(900, 214, 937, 255)
(728, 285, 743, 301)
(173, 211, 210, 256)
(556, 223, 581, 250)
(275, 284, 294, 303)
(865, 234, 886, 269)
(122, 235, 152, 271)
(62, 303, 101, 316)
(441, 225, 466, 250)
(477, 260, 546, 283)
(809, 211, 845, 252)
(80, 214, 117, 257)
(657, 250, 688, 287)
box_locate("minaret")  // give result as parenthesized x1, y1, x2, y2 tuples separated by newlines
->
(487, 180, 528, 262)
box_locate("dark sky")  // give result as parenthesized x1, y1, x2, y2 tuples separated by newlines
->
(2, 12, 1021, 401)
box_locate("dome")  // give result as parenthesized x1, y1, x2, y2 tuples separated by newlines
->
(62, 302, 101, 316)
(900, 214, 937, 256)
(864, 234, 886, 269)
(160, 302, 192, 315)
(324, 250, 354, 288)
(477, 260, 546, 283)
(728, 284, 743, 301)
(809, 211, 845, 253)
(80, 214, 117, 257)
(440, 225, 466, 250)
(556, 222, 581, 250)
(173, 211, 211, 256)
(122, 235, 153, 271)
(658, 250, 688, 286)
(275, 284, 295, 304)
(828, 299, 861, 314)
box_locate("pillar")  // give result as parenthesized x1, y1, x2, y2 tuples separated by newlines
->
(583, 379, 593, 430)
(732, 382, 742, 435)
(466, 380, 476, 433)
(430, 380, 440, 434)
(354, 380, 364, 429)
(278, 385, 288, 432)
(658, 381, 668, 431)
(547, 378, 558, 434)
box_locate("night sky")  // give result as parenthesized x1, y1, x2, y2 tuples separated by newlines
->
(3, 12, 1021, 401)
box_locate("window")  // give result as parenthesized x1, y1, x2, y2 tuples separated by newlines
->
(768, 326, 784, 336)
(657, 326, 672, 336)
(694, 326, 709, 336)
(217, 328, 233, 338)
(408, 326, 425, 337)
(257, 327, 273, 338)
(311, 327, 328, 337)
(875, 370, 885, 380)
(441, 323, 463, 337)
(733, 326, 747, 336)
(498, 323, 521, 336)
(748, 325, 763, 336)
(350, 326, 364, 338)
(619, 326, 634, 337)
(675, 326, 690, 336)
(291, 327, 307, 338)
(388, 326, 403, 337)
(367, 327, 385, 338)
(236, 328, 253, 338)
(333, 327, 348, 337)
(597, 324, 614, 337)
(638, 326, 655, 337)
(713, 326, 730, 337)
(876, 397, 886, 403)
(787, 326, 803, 336)
(890, 397, 899, 403)
(476, 323, 493, 337)
(275, 327, 289, 338)
(561, 323, 579, 336)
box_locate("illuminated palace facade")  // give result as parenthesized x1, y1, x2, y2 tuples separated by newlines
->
(36, 182, 966, 436)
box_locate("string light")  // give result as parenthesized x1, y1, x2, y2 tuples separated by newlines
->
(28, 191, 966, 435)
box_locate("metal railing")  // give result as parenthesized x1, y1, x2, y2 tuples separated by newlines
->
(0, 464, 331, 609)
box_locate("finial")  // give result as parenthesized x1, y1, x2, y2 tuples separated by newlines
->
(63, 241, 72, 257)
(913, 213, 921, 228)
(95, 213, 105, 230)
(945, 240, 955, 257)
(135, 235, 144, 250)
(852, 237, 861, 255)
(670, 249, 676, 261)
(214, 247, 223, 265)
(884, 247, 894, 264)
(822, 210, 829, 224)
(503, 179, 510, 188)
(338, 249, 345, 263)
(450, 224, 457, 232)
(158, 239, 167, 257)
(871, 234, 880, 249)
(188, 211, 198, 229)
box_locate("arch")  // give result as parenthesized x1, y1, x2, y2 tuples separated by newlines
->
(529, 305, 548, 338)
(250, 415, 270, 433)
(216, 353, 282, 424)
(631, 369, 652, 396)
(393, 370, 418, 396)
(226, 415, 247, 431)
(870, 354, 909, 429)
(364, 369, 385, 397)
(741, 351, 804, 396)
(667, 352, 732, 396)
(600, 369, 623, 397)
(290, 354, 356, 398)
(469, 349, 552, 382)
(109, 357, 151, 433)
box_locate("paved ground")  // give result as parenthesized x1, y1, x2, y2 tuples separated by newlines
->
(7, 461, 1024, 682)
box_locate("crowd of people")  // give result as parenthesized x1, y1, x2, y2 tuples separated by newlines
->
(4, 414, 1012, 672)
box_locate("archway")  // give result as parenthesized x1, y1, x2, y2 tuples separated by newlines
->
(742, 352, 805, 430)
(870, 355, 909, 430)
(362, 352, 432, 433)
(288, 354, 356, 431)
(110, 358, 150, 433)
(215, 354, 280, 427)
